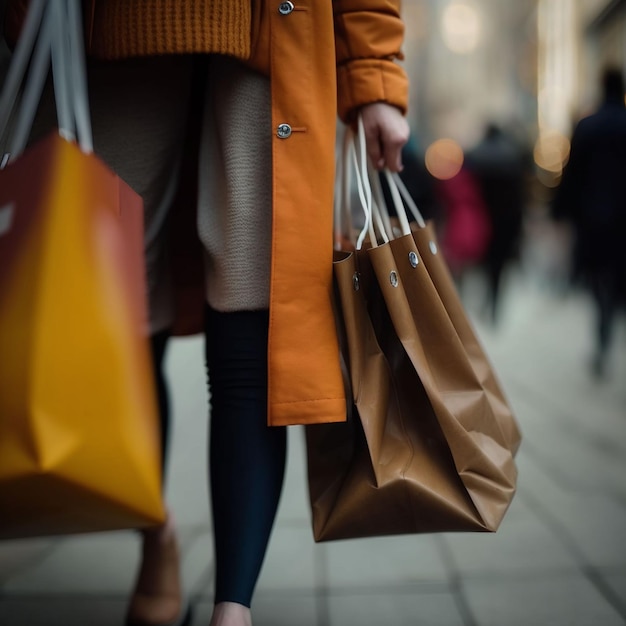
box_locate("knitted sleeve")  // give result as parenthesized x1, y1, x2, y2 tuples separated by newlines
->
(88, 0, 251, 60)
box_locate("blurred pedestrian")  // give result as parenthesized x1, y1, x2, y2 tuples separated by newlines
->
(553, 67, 626, 378)
(466, 123, 527, 324)
(435, 165, 492, 283)
(3, 2, 410, 626)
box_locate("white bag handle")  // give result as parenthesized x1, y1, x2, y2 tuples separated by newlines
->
(0, 2, 51, 165)
(0, 0, 93, 166)
(335, 114, 428, 249)
(0, 1, 46, 145)
(387, 171, 427, 229)
(65, 0, 93, 152)
(335, 119, 374, 251)
(355, 115, 426, 246)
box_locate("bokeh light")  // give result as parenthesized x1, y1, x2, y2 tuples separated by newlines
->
(425, 138, 465, 180)
(441, 2, 482, 54)
(533, 131, 571, 174)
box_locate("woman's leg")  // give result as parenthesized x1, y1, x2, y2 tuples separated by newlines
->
(150, 329, 173, 469)
(197, 56, 283, 622)
(204, 307, 287, 612)
(25, 50, 194, 626)
(78, 57, 193, 626)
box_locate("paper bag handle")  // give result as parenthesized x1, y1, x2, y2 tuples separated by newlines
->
(0, 0, 93, 165)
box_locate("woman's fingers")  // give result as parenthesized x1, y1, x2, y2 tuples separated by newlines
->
(360, 102, 410, 172)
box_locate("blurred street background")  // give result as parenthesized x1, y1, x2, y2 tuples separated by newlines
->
(1, 0, 626, 624)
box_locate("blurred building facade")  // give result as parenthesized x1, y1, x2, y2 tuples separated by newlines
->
(402, 0, 537, 150)
(401, 0, 626, 183)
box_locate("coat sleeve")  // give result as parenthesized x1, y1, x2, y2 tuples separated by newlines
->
(333, 0, 409, 123)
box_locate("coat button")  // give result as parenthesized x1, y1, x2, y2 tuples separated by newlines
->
(278, 1, 294, 15)
(277, 123, 292, 139)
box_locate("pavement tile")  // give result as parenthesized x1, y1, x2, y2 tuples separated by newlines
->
(181, 531, 213, 597)
(322, 535, 448, 588)
(442, 516, 579, 576)
(256, 527, 319, 592)
(166, 456, 211, 530)
(543, 495, 626, 568)
(598, 570, 626, 614)
(461, 572, 626, 626)
(0, 596, 127, 626)
(514, 450, 572, 506)
(253, 593, 319, 626)
(1, 532, 137, 594)
(274, 427, 315, 526)
(164, 341, 211, 529)
(513, 412, 626, 496)
(190, 595, 319, 626)
(326, 590, 466, 626)
(0, 538, 56, 586)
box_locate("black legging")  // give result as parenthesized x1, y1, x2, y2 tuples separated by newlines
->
(150, 329, 172, 472)
(204, 307, 287, 607)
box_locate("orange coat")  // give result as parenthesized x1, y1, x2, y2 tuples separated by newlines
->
(247, 1, 408, 426)
(4, 0, 409, 427)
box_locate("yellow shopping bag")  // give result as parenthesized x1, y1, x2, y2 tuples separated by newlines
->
(0, 132, 165, 539)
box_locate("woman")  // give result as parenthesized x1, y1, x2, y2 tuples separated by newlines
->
(4, 1, 410, 625)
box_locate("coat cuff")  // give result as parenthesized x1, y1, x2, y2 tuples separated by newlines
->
(337, 59, 409, 124)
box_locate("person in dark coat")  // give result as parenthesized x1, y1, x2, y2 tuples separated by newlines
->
(553, 67, 626, 377)
(465, 123, 527, 324)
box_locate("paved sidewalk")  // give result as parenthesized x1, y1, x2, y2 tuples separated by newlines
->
(1, 267, 625, 625)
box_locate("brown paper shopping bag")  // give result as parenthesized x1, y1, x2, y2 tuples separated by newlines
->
(306, 120, 519, 541)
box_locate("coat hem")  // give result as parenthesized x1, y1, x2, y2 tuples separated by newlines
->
(269, 397, 347, 427)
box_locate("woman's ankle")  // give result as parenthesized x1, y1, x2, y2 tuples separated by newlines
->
(209, 601, 252, 626)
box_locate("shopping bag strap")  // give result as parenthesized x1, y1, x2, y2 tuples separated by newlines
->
(340, 116, 384, 250)
(0, 0, 93, 166)
(387, 171, 426, 229)
(0, 2, 49, 166)
(335, 119, 374, 251)
(62, 0, 93, 153)
(357, 112, 429, 240)
(335, 113, 429, 250)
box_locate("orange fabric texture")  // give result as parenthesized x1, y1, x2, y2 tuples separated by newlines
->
(333, 1, 408, 121)
(87, 0, 252, 60)
(263, 0, 407, 425)
(4, 1, 251, 59)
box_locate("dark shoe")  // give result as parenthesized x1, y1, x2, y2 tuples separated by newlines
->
(125, 516, 191, 626)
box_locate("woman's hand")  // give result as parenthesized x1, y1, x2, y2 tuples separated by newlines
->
(359, 102, 410, 172)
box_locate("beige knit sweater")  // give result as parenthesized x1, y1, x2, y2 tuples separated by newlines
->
(87, 0, 252, 60)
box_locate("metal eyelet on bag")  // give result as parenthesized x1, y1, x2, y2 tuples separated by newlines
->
(277, 123, 292, 139)
(429, 240, 438, 255)
(390, 271, 399, 287)
(408, 251, 419, 268)
(352, 272, 360, 292)
(278, 1, 294, 14)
